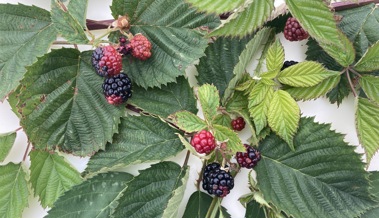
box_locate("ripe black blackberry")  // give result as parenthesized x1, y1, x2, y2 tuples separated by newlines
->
(281, 60, 299, 70)
(284, 17, 309, 41)
(236, 144, 261, 169)
(202, 163, 234, 197)
(92, 45, 123, 77)
(102, 73, 132, 105)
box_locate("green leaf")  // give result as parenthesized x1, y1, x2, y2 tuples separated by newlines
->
(0, 131, 16, 162)
(360, 75, 379, 104)
(213, 124, 244, 153)
(172, 111, 207, 133)
(17, 48, 124, 156)
(84, 115, 184, 175)
(0, 163, 29, 218)
(278, 61, 338, 87)
(197, 36, 251, 98)
(112, 162, 189, 218)
(51, 0, 88, 44)
(286, 74, 341, 101)
(0, 4, 57, 100)
(209, 0, 274, 37)
(245, 200, 266, 218)
(184, 0, 244, 14)
(130, 76, 197, 118)
(111, 0, 220, 88)
(67, 0, 88, 28)
(250, 86, 274, 134)
(46, 172, 133, 218)
(355, 41, 379, 72)
(197, 84, 220, 122)
(267, 90, 300, 149)
(255, 117, 376, 218)
(30, 150, 82, 208)
(356, 98, 379, 164)
(182, 191, 230, 218)
(266, 39, 285, 73)
(248, 82, 272, 107)
(212, 114, 232, 129)
(361, 172, 379, 218)
(285, 0, 340, 44)
(223, 27, 273, 103)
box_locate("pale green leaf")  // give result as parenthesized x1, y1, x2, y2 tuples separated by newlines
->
(0, 163, 28, 218)
(67, 0, 88, 28)
(0, 131, 16, 162)
(256, 117, 376, 218)
(286, 74, 341, 101)
(355, 41, 379, 72)
(278, 61, 338, 87)
(184, 0, 244, 14)
(212, 114, 232, 129)
(213, 124, 244, 153)
(130, 76, 197, 118)
(183, 191, 230, 218)
(223, 27, 273, 103)
(197, 84, 220, 122)
(285, 0, 340, 44)
(177, 134, 199, 157)
(51, 0, 88, 44)
(46, 172, 133, 218)
(267, 90, 300, 149)
(172, 111, 207, 133)
(360, 75, 379, 104)
(250, 86, 274, 134)
(112, 162, 188, 218)
(0, 4, 57, 100)
(209, 0, 274, 37)
(248, 82, 272, 107)
(267, 39, 285, 73)
(356, 98, 379, 163)
(30, 150, 82, 208)
(111, 0, 220, 88)
(17, 49, 124, 156)
(84, 115, 184, 175)
(361, 172, 379, 218)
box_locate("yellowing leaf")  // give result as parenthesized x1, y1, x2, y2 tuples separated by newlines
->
(197, 84, 220, 123)
(266, 40, 285, 73)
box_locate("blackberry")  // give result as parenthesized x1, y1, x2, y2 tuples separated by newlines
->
(281, 60, 299, 70)
(202, 162, 234, 197)
(284, 17, 309, 41)
(130, 34, 152, 60)
(102, 73, 132, 105)
(236, 144, 261, 169)
(190, 130, 216, 154)
(231, 117, 246, 131)
(92, 45, 123, 77)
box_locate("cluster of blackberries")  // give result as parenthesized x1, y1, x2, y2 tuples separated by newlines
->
(202, 163, 234, 197)
(118, 34, 152, 60)
(281, 60, 299, 70)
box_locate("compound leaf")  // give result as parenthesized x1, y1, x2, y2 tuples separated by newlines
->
(0, 131, 16, 162)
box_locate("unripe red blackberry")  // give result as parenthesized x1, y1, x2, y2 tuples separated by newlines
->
(92, 45, 123, 77)
(281, 60, 299, 71)
(102, 73, 132, 105)
(284, 17, 309, 41)
(236, 144, 261, 169)
(190, 130, 216, 154)
(130, 34, 152, 60)
(231, 117, 246, 131)
(118, 36, 132, 56)
(202, 162, 234, 197)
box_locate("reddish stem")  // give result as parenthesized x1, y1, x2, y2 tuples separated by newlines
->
(22, 143, 31, 162)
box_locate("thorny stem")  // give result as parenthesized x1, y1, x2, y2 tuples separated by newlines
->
(182, 150, 190, 167)
(14, 127, 23, 132)
(345, 69, 358, 97)
(22, 142, 31, 162)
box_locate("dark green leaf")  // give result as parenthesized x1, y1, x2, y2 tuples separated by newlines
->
(46, 172, 133, 218)
(84, 115, 184, 175)
(0, 131, 16, 162)
(0, 4, 57, 100)
(245, 200, 266, 218)
(326, 74, 350, 105)
(183, 191, 230, 218)
(17, 48, 124, 156)
(67, 0, 88, 28)
(361, 172, 379, 218)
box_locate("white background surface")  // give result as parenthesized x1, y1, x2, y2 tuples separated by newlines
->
(0, 0, 378, 218)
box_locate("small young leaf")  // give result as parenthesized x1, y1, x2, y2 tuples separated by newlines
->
(0, 163, 29, 218)
(0, 131, 16, 162)
(356, 98, 379, 164)
(266, 39, 285, 73)
(355, 41, 379, 72)
(183, 191, 230, 218)
(172, 111, 208, 133)
(130, 76, 197, 118)
(0, 4, 57, 100)
(67, 0, 88, 28)
(267, 90, 300, 149)
(112, 162, 189, 218)
(360, 75, 379, 104)
(361, 172, 379, 218)
(209, 0, 274, 37)
(256, 117, 376, 218)
(248, 82, 272, 107)
(245, 200, 266, 218)
(51, 0, 89, 44)
(30, 150, 82, 208)
(213, 124, 244, 153)
(84, 115, 184, 175)
(197, 84, 220, 122)
(250, 86, 274, 134)
(278, 61, 338, 87)
(286, 74, 341, 101)
(46, 172, 133, 218)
